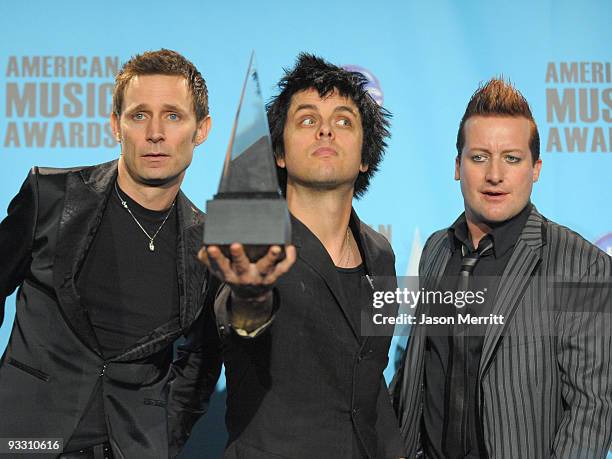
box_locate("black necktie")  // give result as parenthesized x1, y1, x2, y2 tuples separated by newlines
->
(444, 237, 493, 458)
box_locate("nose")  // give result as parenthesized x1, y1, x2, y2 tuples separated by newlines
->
(317, 120, 334, 140)
(485, 157, 503, 184)
(146, 116, 165, 143)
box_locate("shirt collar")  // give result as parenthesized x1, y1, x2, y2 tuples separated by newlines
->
(447, 202, 533, 258)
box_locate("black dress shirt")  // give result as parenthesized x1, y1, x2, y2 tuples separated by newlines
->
(422, 203, 532, 458)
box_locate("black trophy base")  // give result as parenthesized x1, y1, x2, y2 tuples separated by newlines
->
(204, 198, 291, 262)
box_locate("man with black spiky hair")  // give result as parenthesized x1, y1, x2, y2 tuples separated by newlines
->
(200, 53, 405, 458)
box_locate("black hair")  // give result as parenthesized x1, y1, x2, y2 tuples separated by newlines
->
(266, 53, 391, 198)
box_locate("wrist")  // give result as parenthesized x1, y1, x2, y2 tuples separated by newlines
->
(228, 289, 274, 332)
(230, 283, 273, 301)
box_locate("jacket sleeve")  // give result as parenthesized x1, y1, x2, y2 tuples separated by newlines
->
(552, 254, 612, 458)
(213, 283, 279, 340)
(167, 273, 223, 458)
(0, 171, 37, 326)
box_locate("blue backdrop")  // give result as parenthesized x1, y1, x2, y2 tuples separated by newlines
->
(1, 1, 610, 456)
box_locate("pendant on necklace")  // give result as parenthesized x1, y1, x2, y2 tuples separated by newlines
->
(149, 240, 155, 251)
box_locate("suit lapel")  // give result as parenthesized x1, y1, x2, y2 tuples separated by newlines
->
(175, 192, 205, 330)
(413, 231, 451, 362)
(53, 160, 117, 356)
(395, 229, 451, 440)
(351, 211, 390, 347)
(415, 229, 452, 323)
(479, 208, 546, 378)
(291, 215, 360, 341)
(423, 237, 452, 293)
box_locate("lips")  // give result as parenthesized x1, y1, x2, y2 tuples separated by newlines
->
(141, 153, 170, 165)
(313, 146, 337, 157)
(481, 190, 508, 201)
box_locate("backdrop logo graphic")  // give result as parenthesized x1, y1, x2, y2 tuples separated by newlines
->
(545, 61, 612, 153)
(2, 55, 119, 149)
(595, 233, 612, 256)
(342, 64, 384, 106)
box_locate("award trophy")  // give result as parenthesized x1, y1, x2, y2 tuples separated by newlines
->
(204, 52, 291, 262)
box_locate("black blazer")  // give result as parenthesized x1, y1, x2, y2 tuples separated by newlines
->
(391, 207, 612, 458)
(0, 160, 222, 459)
(220, 213, 404, 459)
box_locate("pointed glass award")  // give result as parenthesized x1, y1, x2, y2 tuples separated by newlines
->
(204, 52, 291, 261)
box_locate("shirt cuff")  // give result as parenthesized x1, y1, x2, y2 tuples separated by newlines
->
(230, 288, 279, 339)
(233, 317, 274, 338)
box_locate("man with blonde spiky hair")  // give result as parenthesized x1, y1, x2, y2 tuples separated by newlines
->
(392, 78, 612, 458)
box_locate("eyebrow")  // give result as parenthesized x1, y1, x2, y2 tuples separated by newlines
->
(126, 103, 187, 113)
(293, 104, 358, 117)
(468, 147, 526, 154)
(161, 103, 187, 113)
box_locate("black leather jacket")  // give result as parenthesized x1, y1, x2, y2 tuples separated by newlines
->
(0, 160, 221, 458)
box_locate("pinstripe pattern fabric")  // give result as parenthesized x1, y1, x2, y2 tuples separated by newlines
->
(391, 207, 612, 458)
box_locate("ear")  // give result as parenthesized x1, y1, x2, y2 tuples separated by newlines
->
(454, 155, 461, 180)
(274, 152, 287, 169)
(532, 158, 542, 182)
(110, 112, 120, 142)
(359, 163, 369, 173)
(194, 116, 212, 146)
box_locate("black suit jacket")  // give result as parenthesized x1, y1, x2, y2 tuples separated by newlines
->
(391, 207, 612, 458)
(220, 213, 404, 459)
(0, 160, 222, 459)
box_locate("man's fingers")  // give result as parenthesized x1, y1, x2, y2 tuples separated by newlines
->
(255, 245, 283, 275)
(262, 245, 297, 285)
(206, 245, 237, 282)
(197, 247, 210, 266)
(203, 243, 296, 287)
(229, 243, 251, 275)
(286, 245, 297, 263)
(274, 245, 297, 275)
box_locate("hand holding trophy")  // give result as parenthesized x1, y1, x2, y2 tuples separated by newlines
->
(199, 53, 295, 326)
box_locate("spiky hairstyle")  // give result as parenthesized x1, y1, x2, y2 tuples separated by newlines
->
(266, 53, 391, 199)
(457, 77, 540, 162)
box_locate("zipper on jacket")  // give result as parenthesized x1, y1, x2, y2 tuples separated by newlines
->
(7, 357, 50, 382)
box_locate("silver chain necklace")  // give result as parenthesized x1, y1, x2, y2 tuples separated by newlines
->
(340, 227, 352, 267)
(114, 181, 175, 252)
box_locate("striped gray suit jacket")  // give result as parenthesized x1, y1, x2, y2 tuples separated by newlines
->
(391, 207, 612, 458)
